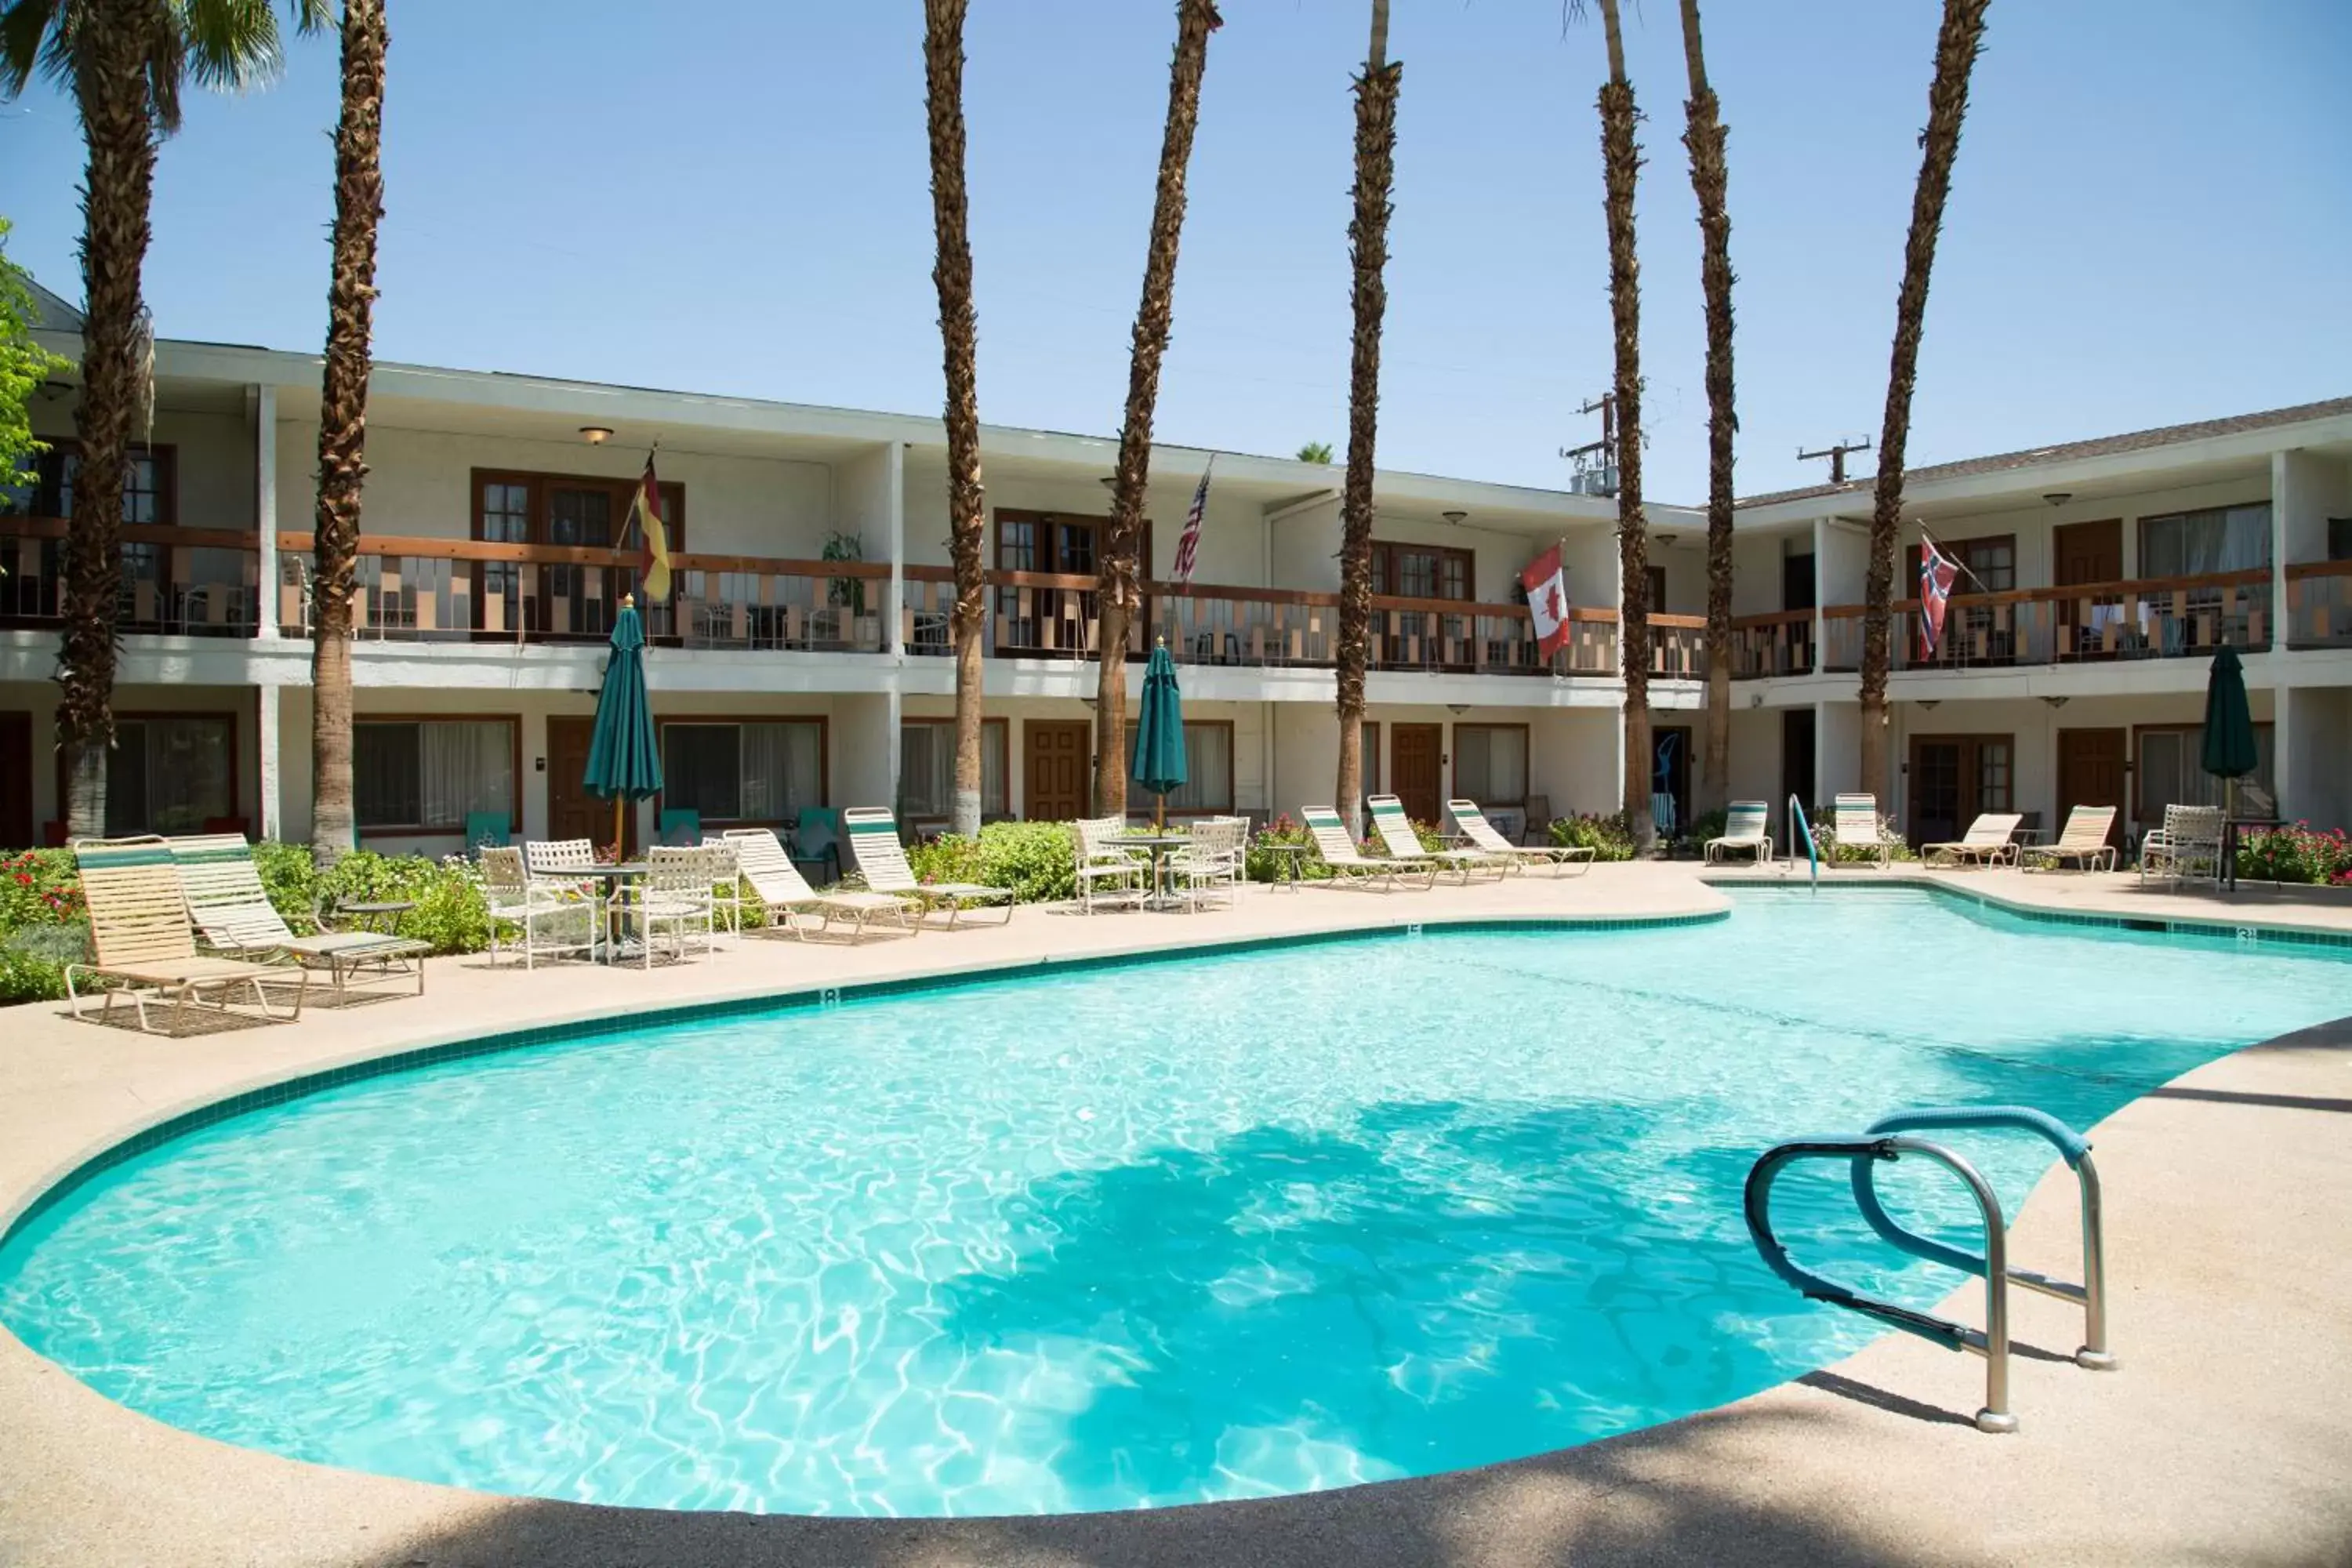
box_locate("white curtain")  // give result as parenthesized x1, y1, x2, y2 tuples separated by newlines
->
(2141, 503, 2271, 577)
(900, 724, 1009, 820)
(739, 722, 823, 822)
(2138, 726, 2274, 823)
(1161, 722, 1232, 812)
(419, 721, 513, 828)
(1454, 726, 1528, 805)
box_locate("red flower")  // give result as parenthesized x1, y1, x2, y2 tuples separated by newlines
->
(13, 873, 30, 886)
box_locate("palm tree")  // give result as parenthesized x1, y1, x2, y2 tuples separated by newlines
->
(1582, 0, 1653, 852)
(2, 0, 319, 838)
(1679, 0, 1736, 812)
(309, 0, 387, 868)
(1294, 441, 1334, 465)
(1092, 0, 1221, 818)
(923, 0, 986, 839)
(1332, 0, 1399, 842)
(1860, 0, 1991, 805)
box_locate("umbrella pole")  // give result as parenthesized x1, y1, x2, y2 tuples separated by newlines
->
(614, 796, 626, 858)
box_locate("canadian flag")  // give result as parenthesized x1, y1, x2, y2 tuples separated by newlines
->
(1522, 544, 1572, 660)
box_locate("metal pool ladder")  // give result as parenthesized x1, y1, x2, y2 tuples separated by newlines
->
(1788, 793, 1817, 885)
(1744, 1105, 2116, 1434)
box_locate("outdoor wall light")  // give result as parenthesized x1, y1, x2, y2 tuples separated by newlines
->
(1443, 510, 1467, 526)
(2043, 492, 2072, 507)
(580, 426, 614, 446)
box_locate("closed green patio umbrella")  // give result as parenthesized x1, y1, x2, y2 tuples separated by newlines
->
(1130, 637, 1187, 829)
(2201, 644, 2258, 811)
(585, 595, 663, 854)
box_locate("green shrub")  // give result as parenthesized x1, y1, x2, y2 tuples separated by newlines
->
(2235, 823, 2352, 885)
(1246, 814, 1333, 882)
(1550, 812, 1636, 862)
(1687, 808, 1729, 847)
(909, 821, 1078, 904)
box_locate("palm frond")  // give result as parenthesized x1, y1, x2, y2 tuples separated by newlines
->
(174, 0, 289, 95)
(0, 0, 71, 98)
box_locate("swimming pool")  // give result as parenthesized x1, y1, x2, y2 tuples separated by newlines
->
(2, 888, 2345, 1516)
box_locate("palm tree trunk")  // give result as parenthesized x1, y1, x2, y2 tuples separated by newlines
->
(59, 0, 164, 840)
(924, 0, 988, 840)
(1595, 0, 1652, 853)
(1334, 0, 1397, 844)
(310, 0, 389, 866)
(1680, 0, 1737, 812)
(1860, 0, 1991, 805)
(1094, 0, 1221, 818)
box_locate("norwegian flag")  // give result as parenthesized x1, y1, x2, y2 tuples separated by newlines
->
(1918, 535, 1961, 659)
(1170, 457, 1214, 585)
(1521, 543, 1573, 659)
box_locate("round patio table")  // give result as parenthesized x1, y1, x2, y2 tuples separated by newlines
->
(577, 862, 650, 962)
(1108, 833, 1189, 910)
(1255, 841, 1308, 891)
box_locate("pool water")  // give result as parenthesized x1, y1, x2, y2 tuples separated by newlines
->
(2, 890, 2345, 1515)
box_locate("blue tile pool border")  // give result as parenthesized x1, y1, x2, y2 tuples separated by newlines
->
(1716, 877, 2352, 953)
(2, 909, 1726, 1250)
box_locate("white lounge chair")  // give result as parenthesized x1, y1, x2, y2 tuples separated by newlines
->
(722, 827, 916, 938)
(1831, 794, 1901, 869)
(1301, 806, 1432, 890)
(1923, 812, 2023, 869)
(2140, 804, 2224, 887)
(169, 833, 430, 1000)
(1369, 794, 1498, 883)
(1704, 801, 1773, 865)
(1074, 816, 1151, 913)
(844, 808, 1014, 927)
(65, 837, 303, 1031)
(2023, 806, 2119, 873)
(1446, 800, 1595, 877)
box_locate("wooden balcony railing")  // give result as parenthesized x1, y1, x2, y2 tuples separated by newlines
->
(1729, 609, 1817, 677)
(0, 515, 260, 635)
(1820, 568, 2274, 672)
(2285, 560, 2352, 649)
(277, 532, 895, 652)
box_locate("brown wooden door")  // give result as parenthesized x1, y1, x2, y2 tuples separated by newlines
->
(2054, 519, 2123, 657)
(1907, 732, 2015, 847)
(1023, 720, 1093, 821)
(2056, 728, 2126, 846)
(1392, 724, 1442, 824)
(0, 711, 31, 849)
(546, 717, 612, 847)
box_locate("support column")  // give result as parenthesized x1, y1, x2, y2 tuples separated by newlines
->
(256, 684, 284, 843)
(253, 383, 279, 637)
(885, 441, 906, 656)
(2275, 683, 2297, 822)
(1809, 517, 1830, 674)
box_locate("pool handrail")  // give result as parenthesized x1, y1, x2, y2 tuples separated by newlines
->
(1744, 1131, 2019, 1433)
(1788, 794, 1818, 885)
(1850, 1105, 2114, 1370)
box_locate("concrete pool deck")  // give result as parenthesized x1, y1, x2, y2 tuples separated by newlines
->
(2, 862, 2349, 1567)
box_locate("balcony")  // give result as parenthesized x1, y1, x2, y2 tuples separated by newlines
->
(1820, 568, 2274, 673)
(2286, 561, 2352, 649)
(0, 517, 260, 635)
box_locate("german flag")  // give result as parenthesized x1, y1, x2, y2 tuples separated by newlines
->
(630, 452, 673, 601)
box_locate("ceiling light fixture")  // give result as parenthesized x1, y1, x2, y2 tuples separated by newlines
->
(2043, 491, 2072, 507)
(579, 426, 614, 446)
(1442, 510, 1467, 526)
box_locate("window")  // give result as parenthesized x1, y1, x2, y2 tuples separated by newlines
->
(1644, 564, 1667, 615)
(898, 718, 1008, 823)
(1453, 724, 1530, 806)
(5, 443, 174, 524)
(1905, 534, 2016, 593)
(2328, 517, 2352, 562)
(1142, 720, 1234, 814)
(471, 470, 684, 637)
(1370, 542, 1472, 601)
(102, 715, 232, 836)
(1976, 737, 2013, 813)
(2140, 503, 2271, 578)
(2136, 724, 2274, 827)
(353, 718, 517, 832)
(660, 720, 824, 825)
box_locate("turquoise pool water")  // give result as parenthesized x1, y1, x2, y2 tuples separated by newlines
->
(2, 889, 2346, 1516)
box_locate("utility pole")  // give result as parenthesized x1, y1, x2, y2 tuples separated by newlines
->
(1798, 436, 1872, 485)
(1560, 392, 1618, 496)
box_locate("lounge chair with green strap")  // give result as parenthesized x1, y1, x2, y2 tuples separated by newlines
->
(843, 808, 1014, 927)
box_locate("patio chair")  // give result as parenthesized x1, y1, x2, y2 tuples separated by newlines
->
(463, 810, 511, 854)
(481, 847, 601, 968)
(64, 837, 303, 1032)
(1519, 795, 1553, 846)
(699, 839, 744, 935)
(1922, 812, 2024, 869)
(169, 833, 430, 1000)
(657, 808, 702, 848)
(1075, 816, 1150, 913)
(1831, 794, 1901, 869)
(2140, 804, 2224, 888)
(609, 845, 717, 967)
(2023, 805, 2119, 873)
(1446, 800, 1594, 877)
(722, 827, 916, 939)
(844, 807, 1014, 927)
(1369, 794, 1499, 883)
(1301, 807, 1428, 891)
(793, 807, 842, 885)
(1704, 801, 1774, 865)
(1168, 817, 1246, 910)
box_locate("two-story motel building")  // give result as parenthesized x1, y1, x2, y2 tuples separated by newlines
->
(5, 289, 2348, 858)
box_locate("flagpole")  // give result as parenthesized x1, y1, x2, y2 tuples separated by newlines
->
(1917, 524, 1994, 594)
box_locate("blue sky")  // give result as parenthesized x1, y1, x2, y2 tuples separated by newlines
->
(2, 0, 2346, 503)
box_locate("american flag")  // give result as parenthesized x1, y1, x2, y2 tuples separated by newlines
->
(1918, 535, 1960, 659)
(1171, 457, 1214, 585)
